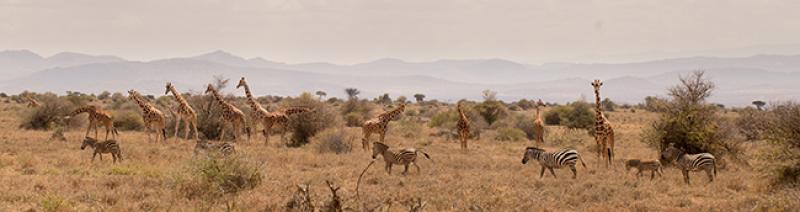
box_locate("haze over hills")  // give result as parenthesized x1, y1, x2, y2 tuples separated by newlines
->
(1, 50, 798, 106)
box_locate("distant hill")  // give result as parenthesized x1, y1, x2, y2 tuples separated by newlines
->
(1, 50, 798, 106)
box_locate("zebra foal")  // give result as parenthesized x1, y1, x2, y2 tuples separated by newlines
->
(81, 137, 123, 163)
(194, 139, 236, 157)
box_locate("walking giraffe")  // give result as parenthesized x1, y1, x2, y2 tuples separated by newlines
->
(456, 102, 471, 149)
(205, 84, 250, 142)
(23, 95, 41, 108)
(165, 83, 199, 141)
(67, 105, 118, 140)
(127, 90, 167, 142)
(236, 77, 272, 143)
(533, 99, 546, 146)
(591, 79, 615, 168)
(362, 103, 405, 150)
(264, 107, 313, 143)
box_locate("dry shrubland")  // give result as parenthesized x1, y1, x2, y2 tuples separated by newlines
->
(0, 91, 798, 211)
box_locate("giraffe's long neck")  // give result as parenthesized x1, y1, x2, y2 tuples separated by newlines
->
(535, 105, 541, 120)
(457, 106, 467, 121)
(131, 93, 152, 112)
(241, 83, 262, 112)
(169, 87, 190, 107)
(594, 89, 606, 124)
(283, 108, 308, 115)
(208, 88, 230, 109)
(379, 106, 404, 123)
(69, 106, 95, 116)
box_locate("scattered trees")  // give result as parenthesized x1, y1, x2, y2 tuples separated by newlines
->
(413, 93, 426, 103)
(752, 100, 766, 111)
(345, 88, 360, 99)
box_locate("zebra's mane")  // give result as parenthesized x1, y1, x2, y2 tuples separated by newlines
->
(525, 147, 544, 152)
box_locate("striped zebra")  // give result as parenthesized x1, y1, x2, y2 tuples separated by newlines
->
(194, 139, 236, 157)
(660, 144, 716, 185)
(80, 137, 123, 163)
(371, 142, 431, 175)
(521, 147, 587, 179)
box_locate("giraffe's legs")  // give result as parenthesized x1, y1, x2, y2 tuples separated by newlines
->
(145, 123, 153, 142)
(85, 120, 94, 138)
(279, 124, 287, 143)
(184, 119, 193, 141)
(173, 118, 182, 141)
(219, 122, 226, 142)
(94, 122, 100, 140)
(362, 131, 372, 150)
(191, 119, 199, 140)
(263, 121, 273, 144)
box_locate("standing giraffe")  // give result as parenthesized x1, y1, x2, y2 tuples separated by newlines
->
(205, 84, 249, 142)
(591, 79, 616, 168)
(236, 77, 272, 143)
(456, 102, 471, 149)
(265, 107, 314, 143)
(361, 104, 406, 150)
(127, 90, 167, 142)
(165, 83, 199, 141)
(533, 99, 546, 146)
(23, 95, 41, 108)
(67, 105, 118, 140)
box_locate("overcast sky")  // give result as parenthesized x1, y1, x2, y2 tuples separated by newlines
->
(2, 0, 800, 64)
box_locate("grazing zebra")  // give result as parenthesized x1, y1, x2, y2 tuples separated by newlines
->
(371, 142, 431, 175)
(660, 144, 717, 185)
(194, 139, 236, 157)
(623, 159, 663, 180)
(521, 147, 587, 179)
(80, 137, 123, 163)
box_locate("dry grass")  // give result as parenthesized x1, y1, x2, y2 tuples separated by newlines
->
(0, 102, 797, 211)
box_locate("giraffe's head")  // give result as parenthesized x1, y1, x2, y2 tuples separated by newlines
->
(537, 99, 546, 107)
(236, 77, 247, 89)
(591, 79, 603, 91)
(165, 82, 173, 95)
(204, 84, 216, 94)
(127, 90, 139, 101)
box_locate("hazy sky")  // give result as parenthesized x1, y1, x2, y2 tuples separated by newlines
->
(2, 0, 800, 64)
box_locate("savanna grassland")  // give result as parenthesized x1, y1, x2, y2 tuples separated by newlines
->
(0, 98, 798, 211)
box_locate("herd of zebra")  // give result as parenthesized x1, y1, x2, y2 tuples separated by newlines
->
(39, 78, 718, 186)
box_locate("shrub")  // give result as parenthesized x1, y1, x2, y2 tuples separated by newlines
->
(474, 100, 508, 126)
(311, 128, 355, 154)
(543, 102, 594, 130)
(19, 95, 75, 130)
(736, 107, 767, 141)
(543, 106, 566, 125)
(642, 71, 740, 161)
(174, 157, 262, 201)
(396, 119, 424, 139)
(285, 93, 338, 147)
(344, 112, 365, 127)
(113, 110, 145, 131)
(495, 127, 526, 142)
(763, 102, 800, 186)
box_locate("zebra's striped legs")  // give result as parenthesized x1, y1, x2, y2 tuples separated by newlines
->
(414, 163, 421, 174)
(540, 166, 546, 178)
(682, 170, 691, 185)
(570, 165, 577, 179)
(706, 169, 715, 182)
(385, 163, 393, 175)
(548, 167, 557, 178)
(403, 164, 410, 175)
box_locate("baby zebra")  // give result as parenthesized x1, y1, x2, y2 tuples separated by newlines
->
(660, 144, 717, 185)
(623, 159, 663, 180)
(194, 139, 236, 157)
(80, 137, 123, 163)
(521, 147, 587, 179)
(372, 142, 431, 175)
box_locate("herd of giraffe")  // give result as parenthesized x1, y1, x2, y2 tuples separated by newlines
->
(24, 77, 721, 184)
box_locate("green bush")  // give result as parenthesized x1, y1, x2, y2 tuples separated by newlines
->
(19, 95, 76, 130)
(474, 100, 508, 125)
(736, 107, 767, 141)
(763, 102, 800, 186)
(495, 127, 526, 142)
(113, 110, 145, 131)
(396, 119, 424, 139)
(285, 93, 338, 147)
(542, 102, 594, 130)
(642, 71, 740, 160)
(174, 157, 262, 201)
(311, 128, 355, 154)
(344, 112, 364, 127)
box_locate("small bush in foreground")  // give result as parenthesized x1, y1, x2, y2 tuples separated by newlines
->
(174, 157, 262, 202)
(311, 128, 354, 154)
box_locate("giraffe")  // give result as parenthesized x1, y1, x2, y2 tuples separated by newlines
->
(165, 83, 199, 141)
(23, 95, 41, 108)
(264, 107, 314, 143)
(205, 84, 249, 142)
(591, 79, 616, 168)
(128, 90, 167, 142)
(236, 77, 272, 143)
(533, 99, 546, 146)
(456, 102, 471, 149)
(67, 105, 118, 140)
(361, 103, 406, 150)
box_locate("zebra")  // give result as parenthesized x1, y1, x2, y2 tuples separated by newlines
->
(371, 142, 431, 175)
(194, 139, 236, 157)
(81, 137, 123, 163)
(623, 159, 663, 180)
(660, 144, 716, 185)
(521, 147, 587, 179)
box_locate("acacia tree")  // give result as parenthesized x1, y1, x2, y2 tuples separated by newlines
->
(345, 88, 360, 99)
(413, 93, 425, 103)
(316, 91, 327, 100)
(752, 100, 766, 111)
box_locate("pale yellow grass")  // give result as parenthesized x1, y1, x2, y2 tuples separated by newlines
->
(0, 104, 797, 211)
